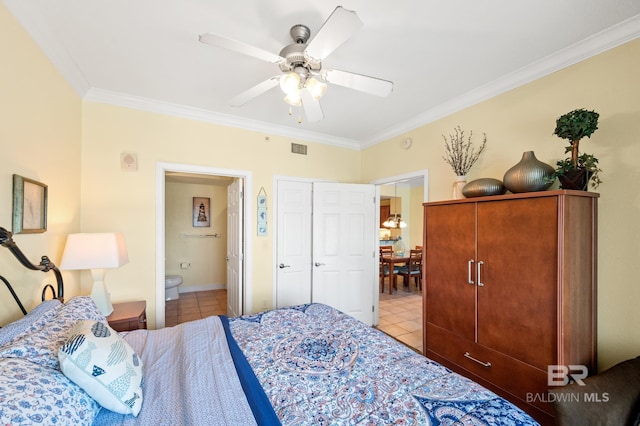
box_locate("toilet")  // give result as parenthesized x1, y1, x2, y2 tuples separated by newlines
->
(165, 275, 183, 301)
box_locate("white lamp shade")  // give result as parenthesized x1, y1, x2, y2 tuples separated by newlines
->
(60, 232, 128, 316)
(60, 233, 129, 270)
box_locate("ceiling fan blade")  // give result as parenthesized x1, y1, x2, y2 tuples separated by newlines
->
(230, 77, 280, 107)
(323, 69, 393, 97)
(300, 89, 324, 123)
(199, 33, 283, 64)
(304, 6, 363, 62)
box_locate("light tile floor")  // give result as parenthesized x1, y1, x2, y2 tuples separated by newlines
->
(166, 283, 423, 353)
(375, 279, 423, 353)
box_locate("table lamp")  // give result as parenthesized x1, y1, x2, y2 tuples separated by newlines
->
(60, 232, 129, 316)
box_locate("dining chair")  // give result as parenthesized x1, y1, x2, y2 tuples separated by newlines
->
(397, 249, 422, 290)
(379, 246, 397, 293)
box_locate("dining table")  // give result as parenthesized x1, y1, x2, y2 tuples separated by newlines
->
(381, 253, 410, 294)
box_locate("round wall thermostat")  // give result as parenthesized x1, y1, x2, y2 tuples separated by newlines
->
(401, 138, 412, 149)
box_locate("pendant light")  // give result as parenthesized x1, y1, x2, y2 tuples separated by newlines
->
(382, 184, 407, 229)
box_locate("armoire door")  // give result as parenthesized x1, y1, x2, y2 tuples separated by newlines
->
(424, 202, 476, 341)
(475, 197, 558, 369)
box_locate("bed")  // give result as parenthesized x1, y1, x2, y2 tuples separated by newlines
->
(0, 227, 539, 425)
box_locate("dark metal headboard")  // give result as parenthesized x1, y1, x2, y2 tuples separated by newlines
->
(0, 226, 64, 315)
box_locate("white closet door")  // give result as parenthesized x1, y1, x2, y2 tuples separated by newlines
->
(276, 180, 312, 308)
(312, 182, 376, 325)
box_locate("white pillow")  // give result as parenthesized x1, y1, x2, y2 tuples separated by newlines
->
(58, 320, 144, 416)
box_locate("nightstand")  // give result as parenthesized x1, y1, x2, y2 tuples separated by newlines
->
(106, 301, 147, 332)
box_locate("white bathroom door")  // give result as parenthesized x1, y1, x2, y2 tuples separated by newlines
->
(312, 182, 376, 325)
(226, 179, 243, 317)
(275, 180, 312, 308)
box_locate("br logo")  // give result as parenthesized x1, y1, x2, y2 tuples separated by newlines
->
(548, 365, 588, 386)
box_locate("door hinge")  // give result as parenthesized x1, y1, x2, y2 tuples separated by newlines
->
(372, 305, 375, 312)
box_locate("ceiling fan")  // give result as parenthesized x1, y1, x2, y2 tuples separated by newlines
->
(199, 6, 393, 123)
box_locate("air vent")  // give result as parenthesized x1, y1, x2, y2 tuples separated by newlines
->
(291, 143, 308, 155)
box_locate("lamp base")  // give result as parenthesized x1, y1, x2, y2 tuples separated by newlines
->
(90, 280, 114, 316)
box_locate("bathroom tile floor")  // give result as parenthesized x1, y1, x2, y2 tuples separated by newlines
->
(164, 289, 228, 327)
(165, 282, 423, 354)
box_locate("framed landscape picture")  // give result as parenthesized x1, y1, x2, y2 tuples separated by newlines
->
(12, 174, 48, 234)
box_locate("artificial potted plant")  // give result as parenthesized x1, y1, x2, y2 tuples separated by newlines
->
(548, 108, 602, 190)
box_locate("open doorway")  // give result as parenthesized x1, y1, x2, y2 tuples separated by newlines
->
(371, 170, 428, 353)
(155, 162, 253, 329)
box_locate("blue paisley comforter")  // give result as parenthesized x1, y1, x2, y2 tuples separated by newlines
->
(229, 303, 538, 425)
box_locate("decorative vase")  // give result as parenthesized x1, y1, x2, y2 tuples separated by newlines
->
(503, 151, 554, 193)
(452, 175, 467, 199)
(462, 178, 507, 198)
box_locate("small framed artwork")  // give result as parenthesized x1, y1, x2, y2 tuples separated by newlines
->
(257, 207, 267, 236)
(192, 197, 211, 227)
(257, 189, 267, 236)
(12, 174, 48, 234)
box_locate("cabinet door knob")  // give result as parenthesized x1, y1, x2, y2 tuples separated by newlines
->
(467, 260, 475, 285)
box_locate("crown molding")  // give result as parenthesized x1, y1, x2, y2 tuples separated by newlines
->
(360, 13, 640, 148)
(84, 88, 361, 150)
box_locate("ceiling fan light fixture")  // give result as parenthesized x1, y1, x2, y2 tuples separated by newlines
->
(305, 77, 327, 101)
(284, 92, 301, 106)
(279, 72, 300, 96)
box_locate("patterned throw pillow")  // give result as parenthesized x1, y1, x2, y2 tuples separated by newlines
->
(58, 320, 144, 416)
(0, 297, 105, 369)
(0, 357, 99, 425)
(0, 299, 61, 347)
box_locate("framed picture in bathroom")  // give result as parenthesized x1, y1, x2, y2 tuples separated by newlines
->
(192, 197, 210, 227)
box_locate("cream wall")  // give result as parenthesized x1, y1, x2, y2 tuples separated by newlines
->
(362, 38, 640, 370)
(79, 103, 362, 327)
(0, 4, 82, 325)
(165, 181, 228, 290)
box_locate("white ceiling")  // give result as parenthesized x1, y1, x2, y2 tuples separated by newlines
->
(5, 1, 640, 149)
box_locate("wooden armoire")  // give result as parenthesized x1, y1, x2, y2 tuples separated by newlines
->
(422, 190, 598, 425)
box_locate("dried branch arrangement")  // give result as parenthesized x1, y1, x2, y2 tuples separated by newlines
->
(442, 126, 487, 176)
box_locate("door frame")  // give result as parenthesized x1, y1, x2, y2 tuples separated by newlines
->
(155, 162, 253, 328)
(370, 169, 429, 200)
(370, 169, 429, 325)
